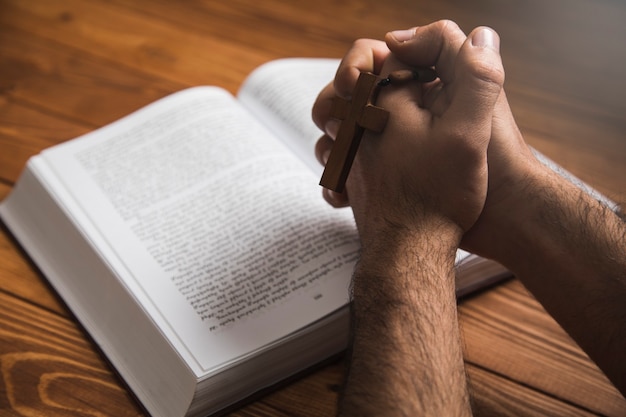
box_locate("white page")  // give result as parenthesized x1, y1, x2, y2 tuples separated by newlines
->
(238, 58, 340, 176)
(40, 86, 358, 375)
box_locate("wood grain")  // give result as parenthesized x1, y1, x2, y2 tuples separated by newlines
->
(461, 281, 626, 416)
(1, 0, 625, 415)
(0, 26, 182, 127)
(0, 291, 143, 416)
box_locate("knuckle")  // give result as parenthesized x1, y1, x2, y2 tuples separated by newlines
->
(438, 19, 461, 32)
(352, 38, 373, 49)
(466, 57, 505, 91)
(435, 19, 464, 39)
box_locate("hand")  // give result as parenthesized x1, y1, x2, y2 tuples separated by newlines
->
(313, 20, 505, 248)
(383, 22, 546, 260)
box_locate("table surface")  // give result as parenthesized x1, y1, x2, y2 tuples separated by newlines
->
(1, 0, 626, 416)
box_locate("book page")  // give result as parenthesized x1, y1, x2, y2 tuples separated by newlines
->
(237, 58, 340, 175)
(40, 87, 358, 375)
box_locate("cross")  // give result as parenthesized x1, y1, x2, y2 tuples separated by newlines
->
(319, 72, 389, 193)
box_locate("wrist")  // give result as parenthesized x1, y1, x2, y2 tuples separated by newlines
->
(344, 210, 470, 417)
(475, 162, 590, 271)
(358, 214, 461, 269)
(461, 151, 549, 261)
(354, 216, 461, 304)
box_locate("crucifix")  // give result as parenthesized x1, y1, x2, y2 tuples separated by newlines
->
(319, 72, 388, 193)
(319, 68, 437, 193)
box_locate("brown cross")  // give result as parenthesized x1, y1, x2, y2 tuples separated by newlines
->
(319, 72, 389, 193)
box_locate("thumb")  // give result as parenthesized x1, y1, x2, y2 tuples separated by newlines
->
(442, 27, 505, 138)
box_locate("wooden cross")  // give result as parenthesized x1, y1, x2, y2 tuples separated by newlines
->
(319, 72, 389, 193)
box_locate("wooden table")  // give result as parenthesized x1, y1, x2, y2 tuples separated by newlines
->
(1, 0, 625, 415)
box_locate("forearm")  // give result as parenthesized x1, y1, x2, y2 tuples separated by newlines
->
(339, 224, 471, 417)
(491, 166, 626, 395)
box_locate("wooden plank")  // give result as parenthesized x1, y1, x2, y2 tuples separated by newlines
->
(4, 0, 624, 197)
(466, 363, 599, 417)
(233, 361, 343, 417)
(1, 26, 184, 127)
(0, 278, 614, 417)
(0, 234, 67, 318)
(5, 0, 626, 117)
(459, 280, 626, 416)
(109, 0, 426, 57)
(0, 0, 274, 91)
(112, 0, 626, 122)
(0, 25, 185, 183)
(4, 0, 625, 197)
(0, 99, 90, 183)
(244, 359, 609, 417)
(0, 291, 145, 416)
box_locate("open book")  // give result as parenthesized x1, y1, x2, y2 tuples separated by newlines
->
(1, 58, 525, 417)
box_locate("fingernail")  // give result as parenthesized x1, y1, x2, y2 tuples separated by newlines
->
(390, 28, 416, 42)
(471, 27, 500, 51)
(325, 119, 340, 139)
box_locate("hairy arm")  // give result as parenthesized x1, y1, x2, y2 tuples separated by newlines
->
(385, 21, 626, 397)
(486, 166, 626, 395)
(340, 222, 471, 417)
(313, 21, 505, 415)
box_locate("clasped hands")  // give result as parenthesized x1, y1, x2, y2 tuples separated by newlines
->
(313, 22, 626, 404)
(313, 20, 538, 258)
